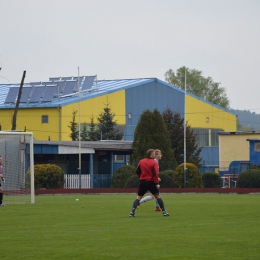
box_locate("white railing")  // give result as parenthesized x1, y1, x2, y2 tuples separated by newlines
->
(221, 174, 238, 188)
(65, 174, 91, 189)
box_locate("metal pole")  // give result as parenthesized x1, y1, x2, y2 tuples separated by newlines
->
(249, 161, 251, 189)
(78, 67, 82, 188)
(184, 67, 187, 188)
(90, 153, 93, 188)
(30, 133, 35, 203)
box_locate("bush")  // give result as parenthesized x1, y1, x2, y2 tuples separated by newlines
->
(125, 174, 139, 188)
(26, 164, 64, 189)
(237, 169, 260, 188)
(202, 171, 222, 188)
(174, 163, 203, 188)
(159, 170, 176, 188)
(111, 165, 136, 188)
(160, 169, 175, 178)
(158, 171, 175, 188)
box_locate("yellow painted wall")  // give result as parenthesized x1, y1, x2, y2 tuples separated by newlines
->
(0, 91, 125, 141)
(0, 89, 236, 142)
(219, 133, 260, 168)
(186, 95, 236, 131)
(61, 91, 126, 141)
(0, 108, 59, 140)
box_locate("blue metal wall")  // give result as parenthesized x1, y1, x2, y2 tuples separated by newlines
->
(200, 147, 219, 165)
(199, 147, 219, 173)
(34, 144, 59, 154)
(125, 80, 184, 141)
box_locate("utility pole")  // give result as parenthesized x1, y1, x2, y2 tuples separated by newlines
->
(12, 71, 26, 130)
(78, 67, 81, 188)
(184, 67, 187, 188)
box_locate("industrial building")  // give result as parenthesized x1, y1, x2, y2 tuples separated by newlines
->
(0, 75, 237, 187)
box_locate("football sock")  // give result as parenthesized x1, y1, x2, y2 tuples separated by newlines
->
(0, 193, 2, 204)
(131, 199, 140, 213)
(139, 195, 153, 204)
(154, 198, 160, 208)
(156, 198, 165, 211)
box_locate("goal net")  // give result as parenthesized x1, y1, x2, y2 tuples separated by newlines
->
(0, 132, 34, 204)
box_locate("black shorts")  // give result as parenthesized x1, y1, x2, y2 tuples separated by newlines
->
(137, 180, 159, 197)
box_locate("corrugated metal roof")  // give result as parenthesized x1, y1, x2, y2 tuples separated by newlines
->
(0, 78, 155, 108)
(0, 76, 235, 115)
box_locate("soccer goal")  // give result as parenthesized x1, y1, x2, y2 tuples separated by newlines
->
(0, 132, 34, 204)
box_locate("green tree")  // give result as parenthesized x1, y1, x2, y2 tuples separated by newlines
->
(80, 122, 89, 141)
(165, 66, 230, 108)
(68, 110, 79, 141)
(88, 115, 99, 141)
(162, 108, 202, 168)
(131, 109, 177, 171)
(96, 102, 124, 140)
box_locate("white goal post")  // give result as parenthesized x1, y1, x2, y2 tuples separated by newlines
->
(0, 131, 34, 204)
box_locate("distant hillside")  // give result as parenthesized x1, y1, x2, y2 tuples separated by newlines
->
(231, 109, 260, 131)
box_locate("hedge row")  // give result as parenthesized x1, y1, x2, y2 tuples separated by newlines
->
(26, 163, 260, 189)
(111, 165, 222, 188)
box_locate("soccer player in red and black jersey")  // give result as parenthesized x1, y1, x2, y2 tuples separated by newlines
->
(137, 149, 162, 211)
(129, 149, 169, 217)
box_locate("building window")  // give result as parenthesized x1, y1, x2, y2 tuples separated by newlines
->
(42, 115, 48, 123)
(192, 128, 223, 147)
(192, 128, 209, 147)
(211, 129, 222, 146)
(114, 154, 124, 162)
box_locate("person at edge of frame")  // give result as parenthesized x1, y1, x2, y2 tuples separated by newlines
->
(0, 156, 5, 206)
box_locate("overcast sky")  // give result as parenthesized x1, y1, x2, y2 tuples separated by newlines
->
(0, 0, 259, 113)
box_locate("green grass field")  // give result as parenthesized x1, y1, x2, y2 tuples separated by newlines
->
(1, 193, 259, 260)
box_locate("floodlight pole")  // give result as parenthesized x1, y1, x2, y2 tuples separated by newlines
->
(184, 67, 187, 188)
(78, 67, 82, 188)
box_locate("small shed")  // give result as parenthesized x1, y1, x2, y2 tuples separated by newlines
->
(33, 140, 133, 188)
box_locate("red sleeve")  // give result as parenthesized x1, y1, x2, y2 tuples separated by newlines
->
(152, 162, 159, 184)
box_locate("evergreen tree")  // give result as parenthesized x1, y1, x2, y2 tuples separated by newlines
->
(131, 109, 177, 171)
(68, 110, 79, 141)
(87, 115, 99, 141)
(80, 122, 89, 141)
(96, 102, 124, 140)
(162, 108, 202, 168)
